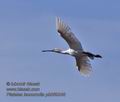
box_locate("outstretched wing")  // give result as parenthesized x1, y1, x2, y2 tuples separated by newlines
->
(75, 56, 92, 76)
(56, 17, 83, 51)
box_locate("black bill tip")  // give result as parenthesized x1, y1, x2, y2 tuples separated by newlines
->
(41, 50, 53, 52)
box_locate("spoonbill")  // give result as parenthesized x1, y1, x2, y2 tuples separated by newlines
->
(42, 17, 102, 76)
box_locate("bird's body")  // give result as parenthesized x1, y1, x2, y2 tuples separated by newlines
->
(62, 48, 78, 56)
(42, 48, 82, 57)
(42, 17, 102, 77)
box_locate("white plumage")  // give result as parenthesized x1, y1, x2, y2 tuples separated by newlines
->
(42, 17, 102, 77)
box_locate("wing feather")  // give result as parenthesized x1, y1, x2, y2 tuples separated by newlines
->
(75, 56, 92, 77)
(56, 17, 83, 51)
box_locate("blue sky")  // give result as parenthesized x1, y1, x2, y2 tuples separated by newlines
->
(0, 0, 120, 102)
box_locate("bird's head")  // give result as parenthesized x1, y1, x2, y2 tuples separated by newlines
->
(42, 48, 63, 53)
(52, 48, 63, 52)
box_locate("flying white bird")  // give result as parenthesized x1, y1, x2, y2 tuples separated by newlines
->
(42, 17, 102, 76)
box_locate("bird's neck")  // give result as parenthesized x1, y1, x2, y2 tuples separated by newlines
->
(54, 50, 69, 55)
(54, 50, 63, 54)
(62, 49, 77, 55)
